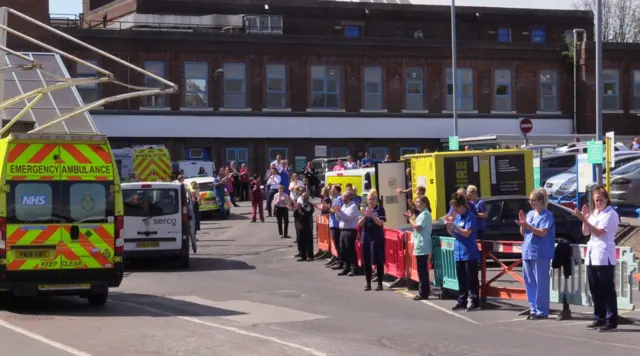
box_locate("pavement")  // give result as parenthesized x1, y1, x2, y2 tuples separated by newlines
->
(0, 202, 639, 356)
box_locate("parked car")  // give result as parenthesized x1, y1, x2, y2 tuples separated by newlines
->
(540, 153, 577, 184)
(431, 195, 586, 245)
(311, 157, 347, 186)
(551, 141, 629, 155)
(610, 158, 640, 206)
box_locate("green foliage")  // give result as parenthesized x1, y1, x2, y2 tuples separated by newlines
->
(562, 38, 576, 65)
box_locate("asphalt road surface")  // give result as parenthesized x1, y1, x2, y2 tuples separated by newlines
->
(0, 202, 638, 356)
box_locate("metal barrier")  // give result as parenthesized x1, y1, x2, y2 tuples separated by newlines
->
(432, 236, 460, 291)
(479, 241, 527, 301)
(383, 228, 406, 280)
(315, 215, 331, 256)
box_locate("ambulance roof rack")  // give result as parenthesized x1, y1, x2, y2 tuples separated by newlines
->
(0, 7, 178, 136)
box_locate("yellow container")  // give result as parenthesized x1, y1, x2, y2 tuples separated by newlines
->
(402, 149, 534, 219)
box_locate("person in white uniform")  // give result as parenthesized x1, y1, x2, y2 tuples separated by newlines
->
(574, 187, 619, 332)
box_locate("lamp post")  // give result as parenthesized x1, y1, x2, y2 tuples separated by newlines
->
(595, 0, 603, 184)
(451, 0, 458, 136)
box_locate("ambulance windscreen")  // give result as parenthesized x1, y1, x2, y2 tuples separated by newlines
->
(1, 52, 98, 134)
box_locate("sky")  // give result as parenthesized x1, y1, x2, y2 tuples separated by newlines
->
(49, 0, 578, 15)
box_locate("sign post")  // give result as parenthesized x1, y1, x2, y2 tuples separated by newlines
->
(519, 118, 533, 145)
(605, 131, 614, 192)
(448, 136, 459, 151)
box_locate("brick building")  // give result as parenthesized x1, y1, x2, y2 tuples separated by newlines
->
(3, 0, 640, 174)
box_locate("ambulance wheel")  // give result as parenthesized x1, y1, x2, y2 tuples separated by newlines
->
(88, 292, 108, 307)
(178, 254, 190, 269)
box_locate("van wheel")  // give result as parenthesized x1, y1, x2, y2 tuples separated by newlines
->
(178, 254, 190, 269)
(88, 292, 108, 307)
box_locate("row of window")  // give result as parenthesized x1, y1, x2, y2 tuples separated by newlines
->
(221, 146, 417, 166)
(497, 27, 558, 43)
(76, 62, 640, 112)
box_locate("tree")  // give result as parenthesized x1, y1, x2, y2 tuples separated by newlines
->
(574, 0, 640, 43)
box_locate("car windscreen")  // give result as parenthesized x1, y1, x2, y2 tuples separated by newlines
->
(123, 188, 180, 217)
(612, 160, 640, 176)
(7, 181, 115, 224)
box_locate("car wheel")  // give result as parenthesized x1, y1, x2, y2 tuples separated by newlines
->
(88, 292, 108, 307)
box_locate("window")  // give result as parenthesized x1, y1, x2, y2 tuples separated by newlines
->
(184, 62, 208, 108)
(564, 30, 574, 43)
(634, 71, 640, 110)
(400, 147, 418, 156)
(189, 148, 204, 159)
(446, 68, 474, 111)
(494, 69, 511, 112)
(266, 64, 286, 109)
(142, 61, 167, 108)
(330, 147, 349, 158)
(244, 15, 283, 34)
(369, 147, 388, 162)
(223, 63, 247, 109)
(123, 188, 179, 217)
(497, 28, 511, 42)
(531, 27, 546, 43)
(539, 70, 557, 112)
(345, 25, 361, 38)
(11, 183, 54, 222)
(69, 182, 109, 221)
(310, 65, 341, 109)
(268, 147, 288, 165)
(602, 69, 619, 111)
(76, 60, 99, 104)
(226, 148, 249, 166)
(405, 67, 424, 111)
(364, 66, 383, 110)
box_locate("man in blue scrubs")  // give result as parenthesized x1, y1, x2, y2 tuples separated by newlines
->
(213, 168, 229, 220)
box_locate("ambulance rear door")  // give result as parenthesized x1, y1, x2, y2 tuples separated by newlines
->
(133, 147, 172, 182)
(375, 162, 408, 230)
(5, 142, 63, 272)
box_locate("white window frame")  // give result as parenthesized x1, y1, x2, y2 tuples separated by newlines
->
(189, 148, 204, 159)
(184, 62, 209, 109)
(363, 66, 383, 111)
(223, 63, 247, 109)
(226, 148, 249, 165)
(602, 69, 619, 111)
(309, 65, 342, 110)
(244, 15, 283, 34)
(369, 147, 388, 162)
(493, 69, 512, 112)
(404, 67, 424, 112)
(446, 68, 474, 112)
(265, 64, 287, 110)
(141, 61, 168, 109)
(538, 70, 558, 113)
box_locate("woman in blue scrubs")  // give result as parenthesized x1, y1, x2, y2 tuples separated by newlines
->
(515, 188, 555, 319)
(446, 193, 480, 311)
(358, 190, 386, 291)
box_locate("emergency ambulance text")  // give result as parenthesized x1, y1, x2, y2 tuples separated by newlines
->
(9, 164, 112, 176)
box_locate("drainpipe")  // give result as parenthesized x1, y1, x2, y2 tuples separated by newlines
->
(573, 29, 587, 135)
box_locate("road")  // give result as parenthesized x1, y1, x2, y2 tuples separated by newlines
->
(0, 202, 638, 356)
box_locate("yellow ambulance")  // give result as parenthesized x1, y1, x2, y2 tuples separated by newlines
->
(0, 133, 125, 305)
(131, 145, 172, 182)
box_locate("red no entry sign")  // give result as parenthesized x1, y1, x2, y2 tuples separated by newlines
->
(520, 118, 533, 134)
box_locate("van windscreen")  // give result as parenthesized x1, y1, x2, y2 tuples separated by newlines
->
(123, 189, 180, 217)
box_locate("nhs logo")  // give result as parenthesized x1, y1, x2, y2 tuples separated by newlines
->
(21, 195, 47, 205)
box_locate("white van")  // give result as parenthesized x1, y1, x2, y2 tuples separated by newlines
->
(121, 182, 197, 268)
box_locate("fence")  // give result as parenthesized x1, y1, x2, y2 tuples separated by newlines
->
(315, 218, 638, 312)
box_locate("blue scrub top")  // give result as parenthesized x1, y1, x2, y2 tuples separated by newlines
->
(448, 202, 477, 217)
(279, 171, 290, 193)
(329, 195, 343, 228)
(522, 209, 555, 260)
(453, 210, 479, 261)
(361, 205, 386, 243)
(473, 199, 487, 232)
(213, 177, 226, 198)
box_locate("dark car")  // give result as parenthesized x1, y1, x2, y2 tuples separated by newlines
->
(431, 195, 586, 245)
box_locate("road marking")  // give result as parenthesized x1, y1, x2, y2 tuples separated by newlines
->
(503, 324, 640, 351)
(397, 290, 481, 325)
(0, 319, 94, 356)
(113, 300, 327, 356)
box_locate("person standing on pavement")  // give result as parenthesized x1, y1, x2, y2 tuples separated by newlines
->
(213, 169, 229, 220)
(280, 161, 291, 194)
(240, 163, 250, 202)
(189, 181, 201, 232)
(358, 190, 386, 291)
(225, 167, 240, 208)
(229, 161, 241, 202)
(294, 191, 315, 262)
(265, 166, 281, 217)
(250, 174, 264, 223)
(333, 191, 360, 277)
(515, 188, 555, 320)
(574, 187, 620, 332)
(409, 195, 433, 300)
(273, 185, 292, 239)
(467, 185, 487, 239)
(446, 193, 480, 311)
(303, 162, 319, 198)
(327, 185, 344, 269)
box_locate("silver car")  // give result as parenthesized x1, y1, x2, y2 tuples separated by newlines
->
(610, 159, 640, 205)
(545, 166, 575, 197)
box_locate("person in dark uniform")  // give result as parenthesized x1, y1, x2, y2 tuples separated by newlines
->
(358, 190, 386, 291)
(294, 191, 315, 262)
(446, 192, 481, 311)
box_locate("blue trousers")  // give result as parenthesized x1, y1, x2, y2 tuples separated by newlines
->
(522, 259, 551, 316)
(216, 196, 228, 219)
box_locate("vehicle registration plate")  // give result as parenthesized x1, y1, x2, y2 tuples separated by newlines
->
(15, 250, 54, 259)
(136, 242, 160, 248)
